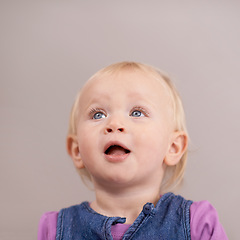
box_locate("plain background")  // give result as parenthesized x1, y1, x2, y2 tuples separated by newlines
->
(1, 1, 239, 239)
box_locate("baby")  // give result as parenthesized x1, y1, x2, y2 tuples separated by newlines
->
(38, 62, 228, 239)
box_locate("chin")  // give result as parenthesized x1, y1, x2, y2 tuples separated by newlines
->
(99, 173, 136, 188)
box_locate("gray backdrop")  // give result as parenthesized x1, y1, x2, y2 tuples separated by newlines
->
(1, 1, 239, 239)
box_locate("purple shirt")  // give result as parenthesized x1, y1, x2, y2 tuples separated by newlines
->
(38, 201, 228, 240)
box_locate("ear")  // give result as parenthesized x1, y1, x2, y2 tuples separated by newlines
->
(66, 134, 85, 169)
(164, 131, 188, 166)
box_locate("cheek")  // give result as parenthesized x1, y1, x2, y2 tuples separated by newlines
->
(77, 127, 91, 155)
(77, 126, 101, 160)
(76, 133, 97, 173)
(134, 124, 170, 158)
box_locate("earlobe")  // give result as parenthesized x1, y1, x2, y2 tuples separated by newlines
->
(66, 134, 85, 169)
(164, 131, 188, 166)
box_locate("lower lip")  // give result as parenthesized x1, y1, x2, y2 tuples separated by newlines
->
(104, 153, 130, 163)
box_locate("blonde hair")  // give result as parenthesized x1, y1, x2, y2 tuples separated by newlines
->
(67, 61, 188, 193)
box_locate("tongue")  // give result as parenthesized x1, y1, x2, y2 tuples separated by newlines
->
(107, 146, 126, 155)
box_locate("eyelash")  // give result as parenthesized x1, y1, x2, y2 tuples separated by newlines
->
(88, 106, 149, 119)
(130, 107, 149, 117)
(89, 108, 107, 119)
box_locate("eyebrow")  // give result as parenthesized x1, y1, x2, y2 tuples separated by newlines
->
(82, 94, 111, 110)
(90, 93, 111, 102)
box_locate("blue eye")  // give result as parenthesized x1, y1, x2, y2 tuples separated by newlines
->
(131, 110, 144, 117)
(93, 112, 106, 119)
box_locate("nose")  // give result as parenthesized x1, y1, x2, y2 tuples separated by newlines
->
(105, 127, 124, 133)
(104, 116, 126, 134)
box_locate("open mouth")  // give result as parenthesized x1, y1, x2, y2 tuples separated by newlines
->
(104, 145, 131, 156)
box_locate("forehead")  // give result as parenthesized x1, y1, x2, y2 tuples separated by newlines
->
(79, 69, 171, 103)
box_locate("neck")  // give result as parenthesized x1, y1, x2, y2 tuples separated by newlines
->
(90, 183, 161, 224)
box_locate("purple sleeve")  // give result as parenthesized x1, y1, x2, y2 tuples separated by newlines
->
(38, 211, 58, 240)
(190, 201, 228, 240)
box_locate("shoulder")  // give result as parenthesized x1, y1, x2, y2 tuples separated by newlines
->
(38, 211, 58, 240)
(190, 201, 228, 240)
(38, 203, 88, 240)
(160, 192, 193, 206)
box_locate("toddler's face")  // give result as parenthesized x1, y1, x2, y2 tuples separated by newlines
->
(74, 69, 177, 188)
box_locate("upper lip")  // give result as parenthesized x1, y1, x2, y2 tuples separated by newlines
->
(104, 141, 131, 154)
